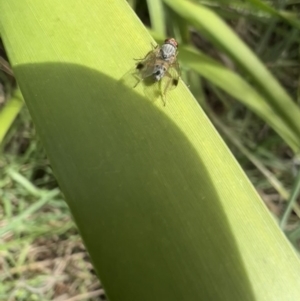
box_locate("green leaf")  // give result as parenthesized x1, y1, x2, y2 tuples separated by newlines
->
(146, 0, 166, 36)
(0, 89, 23, 145)
(247, 0, 300, 29)
(1, 1, 300, 301)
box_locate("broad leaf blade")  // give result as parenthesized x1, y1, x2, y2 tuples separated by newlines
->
(1, 1, 300, 301)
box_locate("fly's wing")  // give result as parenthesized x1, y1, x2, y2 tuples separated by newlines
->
(120, 66, 143, 89)
(119, 46, 164, 103)
(120, 50, 157, 88)
(160, 61, 180, 96)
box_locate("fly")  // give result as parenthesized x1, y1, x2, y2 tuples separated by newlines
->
(121, 38, 181, 106)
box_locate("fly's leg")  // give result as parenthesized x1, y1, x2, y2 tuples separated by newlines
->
(151, 42, 158, 50)
(133, 52, 151, 62)
(133, 78, 143, 88)
(161, 94, 166, 106)
(133, 44, 159, 61)
(159, 70, 179, 106)
(163, 72, 173, 93)
(158, 80, 167, 106)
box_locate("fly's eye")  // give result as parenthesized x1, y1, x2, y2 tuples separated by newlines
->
(172, 39, 178, 48)
(136, 62, 144, 70)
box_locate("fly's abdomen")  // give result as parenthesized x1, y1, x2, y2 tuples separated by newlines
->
(153, 61, 168, 81)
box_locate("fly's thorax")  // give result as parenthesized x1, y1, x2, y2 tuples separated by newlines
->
(160, 43, 176, 61)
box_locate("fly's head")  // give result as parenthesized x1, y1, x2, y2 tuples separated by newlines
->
(164, 38, 178, 49)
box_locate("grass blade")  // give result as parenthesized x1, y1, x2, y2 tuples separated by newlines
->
(163, 0, 300, 152)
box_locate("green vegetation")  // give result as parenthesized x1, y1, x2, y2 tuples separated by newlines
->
(1, 0, 300, 300)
